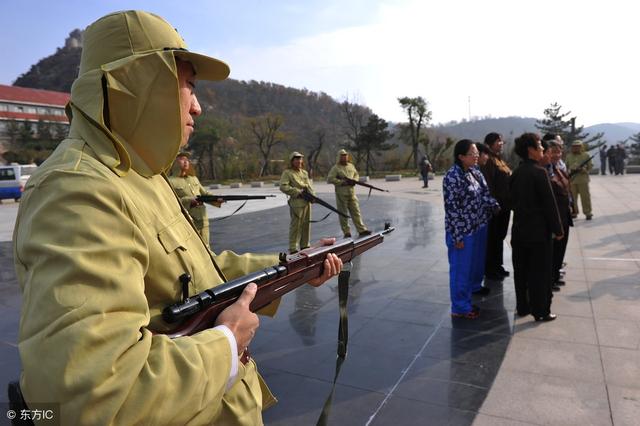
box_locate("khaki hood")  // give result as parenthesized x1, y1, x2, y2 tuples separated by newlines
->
(68, 10, 230, 177)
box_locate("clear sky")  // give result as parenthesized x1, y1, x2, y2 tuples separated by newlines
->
(2, 0, 638, 126)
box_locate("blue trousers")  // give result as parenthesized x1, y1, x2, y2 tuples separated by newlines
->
(471, 224, 488, 292)
(446, 227, 484, 314)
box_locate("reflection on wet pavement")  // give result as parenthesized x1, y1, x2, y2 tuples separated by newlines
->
(0, 195, 513, 425)
(217, 196, 512, 425)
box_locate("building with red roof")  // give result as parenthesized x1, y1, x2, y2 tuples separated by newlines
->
(0, 84, 70, 162)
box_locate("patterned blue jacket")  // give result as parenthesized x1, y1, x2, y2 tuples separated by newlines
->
(443, 164, 499, 243)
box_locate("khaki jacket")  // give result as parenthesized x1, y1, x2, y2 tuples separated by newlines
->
(565, 151, 592, 184)
(327, 162, 359, 197)
(169, 174, 210, 227)
(14, 10, 278, 425)
(279, 168, 314, 208)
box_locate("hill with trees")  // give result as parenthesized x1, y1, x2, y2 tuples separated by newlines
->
(9, 30, 640, 178)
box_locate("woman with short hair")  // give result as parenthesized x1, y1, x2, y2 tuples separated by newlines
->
(443, 140, 498, 319)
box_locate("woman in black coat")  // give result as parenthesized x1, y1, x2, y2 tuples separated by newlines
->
(509, 133, 564, 322)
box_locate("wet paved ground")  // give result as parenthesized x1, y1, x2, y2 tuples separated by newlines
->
(215, 195, 513, 425)
(1, 174, 639, 425)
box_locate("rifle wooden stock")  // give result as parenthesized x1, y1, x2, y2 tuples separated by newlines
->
(338, 176, 389, 193)
(161, 226, 394, 338)
(197, 194, 276, 202)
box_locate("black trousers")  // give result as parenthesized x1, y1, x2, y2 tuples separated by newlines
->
(552, 226, 570, 282)
(512, 239, 553, 317)
(485, 209, 511, 275)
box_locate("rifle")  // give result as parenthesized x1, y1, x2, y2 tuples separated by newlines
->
(300, 188, 350, 218)
(197, 194, 276, 203)
(337, 175, 389, 194)
(161, 224, 395, 338)
(568, 153, 596, 179)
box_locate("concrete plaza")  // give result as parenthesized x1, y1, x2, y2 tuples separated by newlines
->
(0, 173, 638, 425)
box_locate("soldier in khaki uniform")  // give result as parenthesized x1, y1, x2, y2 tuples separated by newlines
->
(565, 140, 593, 220)
(327, 149, 371, 238)
(279, 152, 314, 253)
(12, 11, 341, 425)
(169, 152, 222, 248)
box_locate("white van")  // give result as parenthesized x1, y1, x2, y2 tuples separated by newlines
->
(0, 164, 37, 201)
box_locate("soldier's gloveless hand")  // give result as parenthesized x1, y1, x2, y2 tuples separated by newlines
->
(215, 283, 260, 355)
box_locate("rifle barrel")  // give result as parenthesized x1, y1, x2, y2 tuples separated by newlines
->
(197, 194, 276, 202)
(161, 225, 395, 338)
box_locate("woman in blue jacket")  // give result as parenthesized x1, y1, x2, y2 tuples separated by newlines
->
(443, 140, 499, 319)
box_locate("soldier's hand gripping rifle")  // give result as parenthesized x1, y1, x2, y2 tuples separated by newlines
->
(337, 175, 389, 195)
(161, 224, 395, 338)
(300, 188, 350, 218)
(197, 194, 276, 203)
(568, 153, 596, 179)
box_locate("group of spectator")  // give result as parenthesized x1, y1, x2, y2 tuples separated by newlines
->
(443, 132, 581, 322)
(600, 144, 628, 175)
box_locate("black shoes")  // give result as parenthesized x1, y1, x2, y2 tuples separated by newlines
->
(586, 215, 593, 220)
(555, 280, 566, 286)
(343, 232, 352, 238)
(485, 273, 504, 281)
(551, 284, 561, 292)
(473, 287, 491, 296)
(358, 230, 372, 237)
(534, 314, 557, 322)
(486, 268, 509, 281)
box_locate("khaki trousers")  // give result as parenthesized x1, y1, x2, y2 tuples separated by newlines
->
(570, 181, 592, 216)
(336, 193, 367, 235)
(289, 202, 311, 252)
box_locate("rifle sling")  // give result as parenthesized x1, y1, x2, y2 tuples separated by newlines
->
(211, 201, 248, 222)
(316, 262, 351, 426)
(288, 199, 334, 224)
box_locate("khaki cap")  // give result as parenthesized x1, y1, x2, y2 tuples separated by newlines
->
(289, 151, 304, 160)
(80, 10, 230, 81)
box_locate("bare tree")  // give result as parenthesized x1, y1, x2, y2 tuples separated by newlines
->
(248, 114, 286, 177)
(306, 128, 325, 179)
(340, 99, 370, 167)
(398, 96, 432, 170)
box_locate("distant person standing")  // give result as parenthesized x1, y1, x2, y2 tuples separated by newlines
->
(599, 145, 608, 175)
(566, 140, 593, 220)
(510, 133, 563, 322)
(479, 132, 512, 280)
(327, 149, 371, 238)
(607, 146, 616, 175)
(615, 144, 627, 175)
(168, 152, 223, 248)
(280, 151, 314, 253)
(419, 155, 432, 188)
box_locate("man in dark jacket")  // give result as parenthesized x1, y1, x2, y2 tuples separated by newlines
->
(510, 133, 563, 322)
(480, 133, 512, 280)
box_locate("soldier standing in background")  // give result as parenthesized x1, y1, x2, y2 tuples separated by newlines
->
(566, 140, 593, 220)
(327, 149, 371, 238)
(280, 151, 314, 253)
(168, 152, 222, 248)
